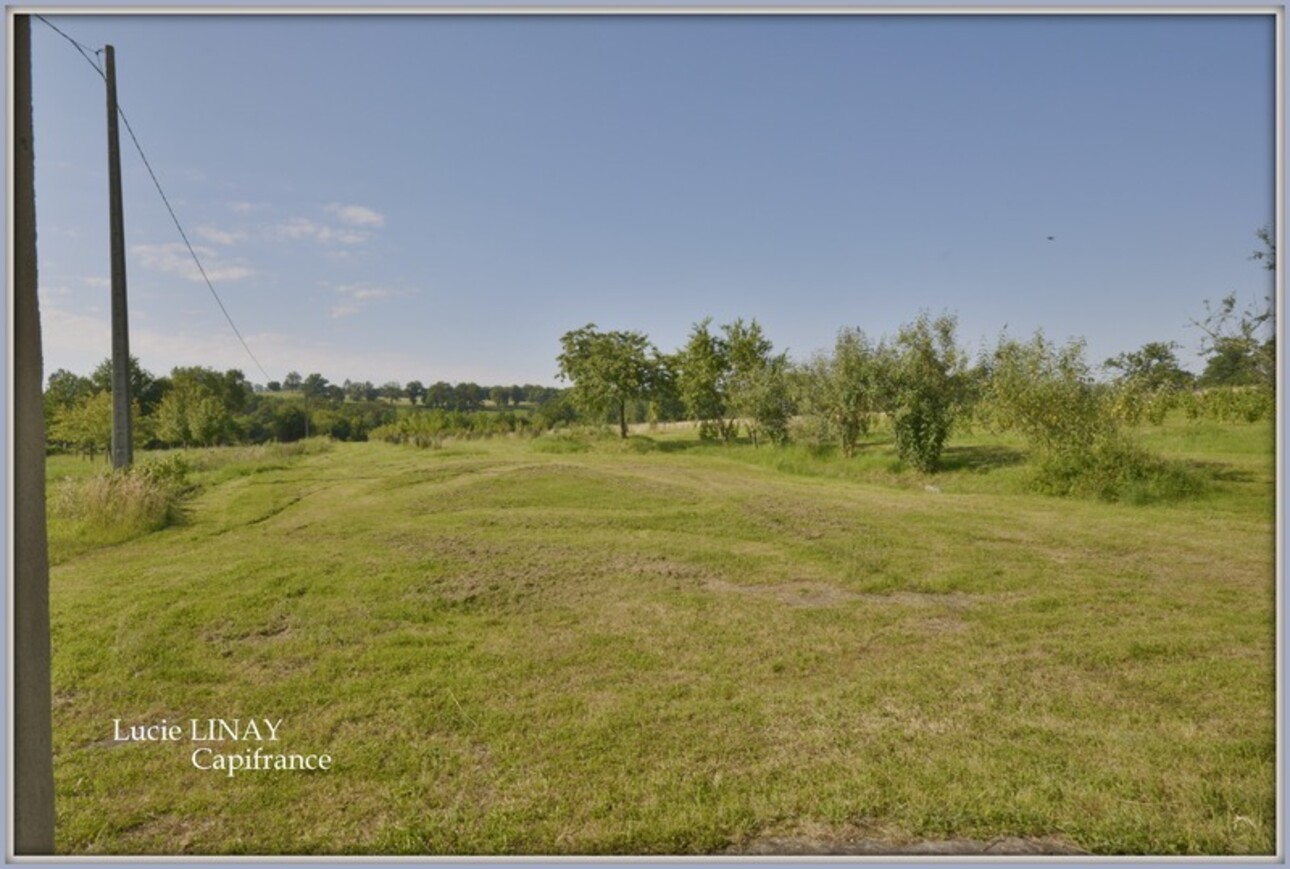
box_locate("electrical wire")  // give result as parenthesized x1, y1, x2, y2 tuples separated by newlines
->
(33, 14, 274, 384)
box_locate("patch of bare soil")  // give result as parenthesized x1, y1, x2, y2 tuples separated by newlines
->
(727, 835, 1087, 855)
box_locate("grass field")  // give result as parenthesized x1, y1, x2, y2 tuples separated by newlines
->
(46, 419, 1277, 855)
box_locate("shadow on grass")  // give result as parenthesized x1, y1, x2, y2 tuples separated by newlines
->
(937, 444, 1026, 473)
(652, 438, 717, 454)
(1183, 459, 1257, 484)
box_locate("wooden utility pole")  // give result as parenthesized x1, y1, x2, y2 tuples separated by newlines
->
(14, 13, 57, 853)
(105, 44, 133, 468)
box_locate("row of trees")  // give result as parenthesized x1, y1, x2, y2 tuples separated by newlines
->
(556, 289, 1275, 475)
(264, 372, 562, 410)
(43, 359, 571, 456)
(557, 313, 970, 472)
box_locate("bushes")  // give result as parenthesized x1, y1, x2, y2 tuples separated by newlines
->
(984, 333, 1202, 502)
(370, 408, 539, 448)
(1177, 387, 1274, 424)
(1028, 431, 1204, 503)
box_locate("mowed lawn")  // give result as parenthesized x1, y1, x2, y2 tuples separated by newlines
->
(47, 422, 1276, 855)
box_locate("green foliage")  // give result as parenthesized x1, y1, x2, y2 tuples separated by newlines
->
(1104, 341, 1194, 393)
(557, 324, 657, 438)
(1176, 386, 1275, 424)
(301, 372, 331, 399)
(43, 368, 94, 429)
(722, 318, 793, 447)
(984, 333, 1109, 455)
(985, 333, 1200, 502)
(49, 391, 121, 457)
(90, 355, 166, 413)
(798, 328, 886, 458)
(1193, 291, 1274, 388)
(151, 366, 248, 447)
(887, 313, 964, 473)
(1028, 432, 1205, 504)
(675, 318, 733, 442)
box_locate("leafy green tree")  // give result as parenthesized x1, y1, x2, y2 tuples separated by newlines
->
(379, 381, 404, 404)
(283, 371, 303, 392)
(152, 368, 241, 446)
(49, 391, 115, 458)
(557, 324, 657, 438)
(887, 313, 965, 472)
(723, 318, 791, 446)
(425, 381, 454, 409)
(344, 380, 378, 403)
(301, 373, 330, 399)
(89, 355, 165, 413)
(675, 318, 733, 441)
(405, 380, 426, 406)
(43, 369, 93, 431)
(266, 380, 282, 393)
(984, 332, 1108, 456)
(1104, 341, 1194, 392)
(799, 328, 885, 458)
(453, 383, 484, 412)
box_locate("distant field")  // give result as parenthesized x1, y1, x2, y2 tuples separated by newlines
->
(46, 419, 1276, 855)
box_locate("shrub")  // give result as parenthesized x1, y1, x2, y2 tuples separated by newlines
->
(1029, 431, 1204, 503)
(985, 333, 1201, 502)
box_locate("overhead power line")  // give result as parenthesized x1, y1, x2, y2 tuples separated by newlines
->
(33, 14, 274, 384)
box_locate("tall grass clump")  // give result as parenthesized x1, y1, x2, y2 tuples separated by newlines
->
(48, 456, 191, 560)
(983, 333, 1204, 503)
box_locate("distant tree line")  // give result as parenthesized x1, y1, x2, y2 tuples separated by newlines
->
(43, 361, 570, 458)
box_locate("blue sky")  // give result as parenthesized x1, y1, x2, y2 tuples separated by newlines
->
(29, 12, 1276, 387)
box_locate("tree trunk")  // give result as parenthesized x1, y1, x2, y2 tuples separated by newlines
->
(618, 402, 627, 438)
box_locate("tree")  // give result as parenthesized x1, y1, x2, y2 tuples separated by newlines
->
(723, 318, 791, 446)
(1104, 341, 1194, 392)
(489, 385, 510, 408)
(424, 381, 453, 409)
(152, 367, 243, 446)
(379, 381, 404, 404)
(675, 318, 733, 441)
(405, 380, 426, 406)
(887, 313, 964, 473)
(557, 323, 656, 438)
(283, 371, 303, 391)
(984, 332, 1109, 456)
(43, 368, 93, 430)
(90, 354, 164, 413)
(49, 391, 115, 458)
(799, 328, 885, 458)
(453, 382, 484, 412)
(266, 380, 282, 393)
(301, 372, 330, 399)
(1192, 227, 1277, 387)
